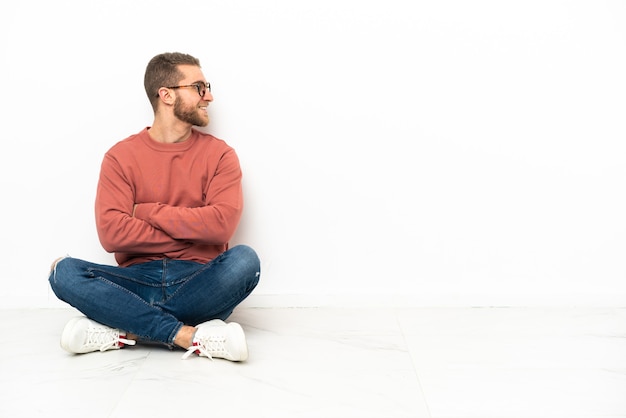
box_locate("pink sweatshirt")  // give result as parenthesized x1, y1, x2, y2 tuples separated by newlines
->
(95, 128, 243, 267)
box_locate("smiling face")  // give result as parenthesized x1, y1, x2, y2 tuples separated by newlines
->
(171, 65, 213, 127)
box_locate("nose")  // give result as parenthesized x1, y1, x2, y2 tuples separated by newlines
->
(203, 90, 213, 101)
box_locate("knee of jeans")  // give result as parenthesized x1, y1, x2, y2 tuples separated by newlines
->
(233, 244, 258, 262)
(232, 245, 260, 273)
(48, 256, 73, 285)
(50, 256, 66, 276)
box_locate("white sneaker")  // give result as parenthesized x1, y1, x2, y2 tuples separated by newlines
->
(182, 319, 248, 361)
(60, 316, 136, 354)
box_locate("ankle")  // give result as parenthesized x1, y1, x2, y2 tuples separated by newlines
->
(173, 325, 197, 349)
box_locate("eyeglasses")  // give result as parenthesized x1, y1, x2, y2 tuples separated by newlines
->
(160, 82, 211, 97)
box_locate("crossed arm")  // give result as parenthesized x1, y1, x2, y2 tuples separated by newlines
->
(95, 150, 243, 255)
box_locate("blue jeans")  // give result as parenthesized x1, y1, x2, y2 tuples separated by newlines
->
(48, 245, 260, 347)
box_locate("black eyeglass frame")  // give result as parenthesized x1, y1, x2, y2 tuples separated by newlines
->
(157, 82, 211, 97)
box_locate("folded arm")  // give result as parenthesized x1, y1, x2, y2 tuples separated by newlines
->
(132, 150, 243, 245)
(95, 155, 191, 254)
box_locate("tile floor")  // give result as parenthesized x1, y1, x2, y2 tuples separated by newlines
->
(0, 306, 625, 417)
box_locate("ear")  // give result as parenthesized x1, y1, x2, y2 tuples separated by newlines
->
(157, 87, 176, 105)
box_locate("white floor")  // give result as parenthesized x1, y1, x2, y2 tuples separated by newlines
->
(1, 307, 625, 418)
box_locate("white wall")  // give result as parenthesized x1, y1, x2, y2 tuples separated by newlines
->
(1, 0, 625, 308)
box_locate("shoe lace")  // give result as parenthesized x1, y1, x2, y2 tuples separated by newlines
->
(182, 335, 227, 360)
(85, 327, 136, 352)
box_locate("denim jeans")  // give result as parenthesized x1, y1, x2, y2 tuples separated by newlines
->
(49, 245, 260, 347)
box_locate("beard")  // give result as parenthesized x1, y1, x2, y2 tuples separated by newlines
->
(173, 97, 209, 127)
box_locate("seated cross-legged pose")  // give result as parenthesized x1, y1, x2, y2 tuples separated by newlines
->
(49, 52, 260, 362)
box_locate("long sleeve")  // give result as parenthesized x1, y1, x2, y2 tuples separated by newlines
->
(132, 148, 243, 245)
(95, 153, 191, 255)
(94, 128, 242, 266)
